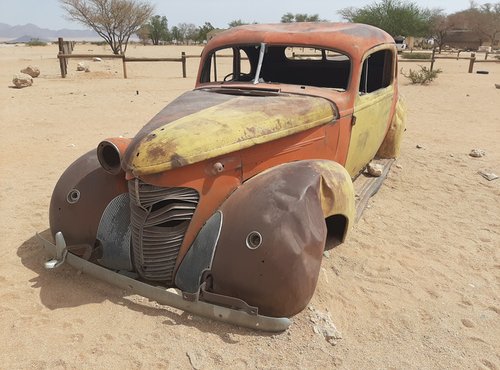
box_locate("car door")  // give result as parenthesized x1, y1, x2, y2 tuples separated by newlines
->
(344, 48, 395, 176)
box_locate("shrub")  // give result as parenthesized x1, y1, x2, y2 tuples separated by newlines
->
(401, 52, 432, 59)
(27, 38, 47, 46)
(401, 66, 442, 85)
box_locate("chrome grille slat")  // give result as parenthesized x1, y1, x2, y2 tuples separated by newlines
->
(128, 180, 199, 284)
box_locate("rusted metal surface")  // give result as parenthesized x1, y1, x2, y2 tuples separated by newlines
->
(199, 23, 394, 70)
(376, 95, 407, 158)
(129, 179, 199, 284)
(49, 150, 128, 249)
(354, 159, 395, 221)
(37, 232, 292, 332)
(42, 22, 405, 328)
(124, 90, 336, 176)
(97, 137, 131, 175)
(210, 160, 354, 317)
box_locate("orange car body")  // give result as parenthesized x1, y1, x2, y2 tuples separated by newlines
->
(42, 23, 405, 330)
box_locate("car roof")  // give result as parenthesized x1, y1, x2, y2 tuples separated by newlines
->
(205, 22, 394, 60)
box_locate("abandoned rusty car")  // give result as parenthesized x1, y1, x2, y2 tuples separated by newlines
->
(38, 22, 406, 331)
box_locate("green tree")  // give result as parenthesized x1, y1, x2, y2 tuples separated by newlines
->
(228, 19, 247, 27)
(147, 15, 168, 45)
(170, 25, 181, 43)
(339, 0, 433, 37)
(60, 0, 154, 54)
(177, 23, 198, 43)
(281, 12, 322, 23)
(196, 22, 215, 43)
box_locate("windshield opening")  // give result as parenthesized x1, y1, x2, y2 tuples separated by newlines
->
(200, 44, 351, 91)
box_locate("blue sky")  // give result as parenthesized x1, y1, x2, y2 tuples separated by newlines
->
(0, 0, 479, 30)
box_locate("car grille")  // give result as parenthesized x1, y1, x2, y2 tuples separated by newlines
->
(128, 179, 199, 284)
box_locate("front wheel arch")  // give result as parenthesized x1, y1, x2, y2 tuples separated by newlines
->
(208, 159, 355, 317)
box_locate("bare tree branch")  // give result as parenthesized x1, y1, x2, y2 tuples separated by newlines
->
(60, 0, 154, 54)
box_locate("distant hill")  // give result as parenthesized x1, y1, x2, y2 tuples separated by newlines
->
(0, 23, 98, 42)
(8, 35, 51, 43)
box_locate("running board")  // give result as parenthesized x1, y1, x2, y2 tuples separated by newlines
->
(353, 159, 395, 221)
(36, 232, 291, 332)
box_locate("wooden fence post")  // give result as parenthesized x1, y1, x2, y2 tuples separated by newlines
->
(122, 55, 127, 79)
(430, 47, 436, 71)
(58, 37, 67, 78)
(468, 53, 476, 73)
(181, 52, 187, 78)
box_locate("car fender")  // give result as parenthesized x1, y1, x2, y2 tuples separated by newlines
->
(377, 93, 407, 158)
(49, 150, 128, 249)
(206, 159, 355, 317)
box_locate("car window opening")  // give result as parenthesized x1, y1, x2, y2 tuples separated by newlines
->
(359, 49, 394, 94)
(201, 44, 351, 91)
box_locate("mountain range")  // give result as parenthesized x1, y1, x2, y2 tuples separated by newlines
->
(0, 23, 98, 42)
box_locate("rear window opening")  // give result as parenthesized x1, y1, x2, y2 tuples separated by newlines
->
(200, 44, 351, 91)
(359, 49, 394, 94)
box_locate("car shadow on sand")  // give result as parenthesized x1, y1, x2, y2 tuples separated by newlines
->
(17, 230, 270, 341)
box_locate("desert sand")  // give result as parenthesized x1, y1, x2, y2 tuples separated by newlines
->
(0, 42, 499, 369)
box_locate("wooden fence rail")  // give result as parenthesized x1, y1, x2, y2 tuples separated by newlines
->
(57, 52, 188, 78)
(57, 47, 500, 79)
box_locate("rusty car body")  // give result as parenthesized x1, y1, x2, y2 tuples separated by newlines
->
(38, 23, 406, 331)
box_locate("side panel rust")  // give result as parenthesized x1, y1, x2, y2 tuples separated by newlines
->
(344, 85, 394, 176)
(376, 94, 407, 158)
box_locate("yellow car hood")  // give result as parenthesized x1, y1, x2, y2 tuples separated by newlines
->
(124, 90, 336, 176)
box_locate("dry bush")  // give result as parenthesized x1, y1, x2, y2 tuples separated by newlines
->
(401, 65, 442, 84)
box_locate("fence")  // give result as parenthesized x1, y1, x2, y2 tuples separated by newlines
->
(57, 38, 76, 77)
(57, 51, 188, 79)
(57, 38, 191, 79)
(57, 40, 500, 79)
(400, 49, 500, 73)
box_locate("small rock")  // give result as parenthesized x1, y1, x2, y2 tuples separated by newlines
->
(449, 154, 454, 157)
(416, 144, 424, 149)
(92, 57, 102, 62)
(20, 65, 40, 77)
(136, 90, 139, 95)
(367, 163, 383, 177)
(76, 62, 87, 71)
(323, 250, 330, 259)
(186, 349, 206, 370)
(478, 170, 498, 181)
(310, 309, 342, 346)
(395, 164, 403, 169)
(324, 327, 343, 341)
(461, 318, 475, 328)
(469, 149, 485, 158)
(84, 66, 90, 72)
(12, 73, 33, 88)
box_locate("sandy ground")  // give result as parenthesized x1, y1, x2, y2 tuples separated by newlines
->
(0, 43, 499, 369)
